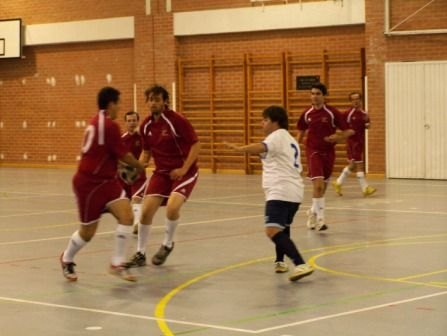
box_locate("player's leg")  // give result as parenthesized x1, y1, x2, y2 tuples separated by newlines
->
(128, 195, 164, 267)
(265, 201, 313, 281)
(151, 193, 184, 266)
(61, 221, 98, 281)
(352, 144, 376, 196)
(151, 171, 198, 266)
(309, 177, 326, 230)
(106, 198, 137, 281)
(130, 177, 147, 234)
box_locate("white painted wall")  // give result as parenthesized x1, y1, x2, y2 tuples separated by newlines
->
(24, 17, 134, 46)
(174, 0, 365, 36)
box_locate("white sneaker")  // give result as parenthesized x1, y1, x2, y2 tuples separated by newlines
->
(289, 263, 314, 282)
(274, 261, 289, 273)
(316, 218, 328, 231)
(306, 209, 317, 230)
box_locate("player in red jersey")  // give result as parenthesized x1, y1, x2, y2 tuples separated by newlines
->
(297, 83, 354, 231)
(118, 111, 147, 234)
(60, 87, 145, 282)
(333, 92, 376, 197)
(127, 85, 200, 267)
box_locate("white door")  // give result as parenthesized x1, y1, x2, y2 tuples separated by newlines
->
(385, 61, 447, 180)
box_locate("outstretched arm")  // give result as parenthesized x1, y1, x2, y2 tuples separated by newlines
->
(225, 142, 266, 155)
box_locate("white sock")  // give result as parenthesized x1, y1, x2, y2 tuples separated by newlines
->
(337, 166, 351, 185)
(356, 171, 368, 191)
(111, 224, 132, 266)
(313, 198, 325, 220)
(163, 219, 179, 248)
(137, 223, 151, 253)
(63, 230, 87, 263)
(132, 203, 142, 225)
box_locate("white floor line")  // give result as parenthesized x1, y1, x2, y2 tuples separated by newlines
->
(254, 290, 447, 333)
(0, 214, 263, 246)
(0, 296, 257, 334)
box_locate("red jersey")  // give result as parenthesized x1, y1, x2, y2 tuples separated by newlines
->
(77, 110, 128, 179)
(140, 109, 198, 173)
(121, 131, 143, 160)
(297, 105, 348, 152)
(345, 107, 370, 144)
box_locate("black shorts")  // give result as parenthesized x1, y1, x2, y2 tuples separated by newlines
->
(264, 200, 300, 228)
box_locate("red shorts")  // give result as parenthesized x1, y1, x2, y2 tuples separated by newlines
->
(119, 173, 147, 199)
(144, 169, 198, 206)
(73, 173, 126, 224)
(306, 149, 335, 181)
(347, 139, 364, 162)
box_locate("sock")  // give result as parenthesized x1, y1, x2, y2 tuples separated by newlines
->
(357, 171, 368, 191)
(271, 231, 305, 266)
(337, 166, 352, 185)
(275, 226, 290, 262)
(63, 230, 87, 263)
(313, 197, 325, 220)
(111, 224, 132, 266)
(163, 218, 179, 248)
(137, 223, 151, 253)
(132, 203, 142, 225)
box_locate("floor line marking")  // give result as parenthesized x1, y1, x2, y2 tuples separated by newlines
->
(0, 214, 263, 246)
(254, 291, 447, 333)
(0, 296, 256, 334)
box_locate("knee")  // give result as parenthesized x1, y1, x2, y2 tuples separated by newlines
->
(265, 227, 279, 239)
(166, 207, 180, 221)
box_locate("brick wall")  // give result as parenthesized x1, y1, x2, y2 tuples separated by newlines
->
(365, 0, 447, 174)
(1, 0, 446, 174)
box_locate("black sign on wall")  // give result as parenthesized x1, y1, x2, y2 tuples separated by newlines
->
(296, 76, 320, 90)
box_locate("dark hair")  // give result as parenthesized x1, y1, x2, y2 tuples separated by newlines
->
(311, 83, 328, 96)
(262, 105, 289, 130)
(349, 91, 362, 100)
(124, 111, 139, 121)
(144, 85, 169, 104)
(97, 87, 120, 110)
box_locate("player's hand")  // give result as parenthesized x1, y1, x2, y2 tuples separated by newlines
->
(324, 134, 339, 143)
(170, 167, 187, 180)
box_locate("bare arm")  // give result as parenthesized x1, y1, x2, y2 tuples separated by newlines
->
(120, 152, 145, 173)
(297, 130, 306, 144)
(225, 142, 266, 155)
(170, 141, 200, 180)
(324, 129, 355, 143)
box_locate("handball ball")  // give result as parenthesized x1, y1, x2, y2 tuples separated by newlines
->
(119, 165, 139, 185)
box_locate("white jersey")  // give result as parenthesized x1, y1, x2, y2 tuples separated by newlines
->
(260, 128, 304, 202)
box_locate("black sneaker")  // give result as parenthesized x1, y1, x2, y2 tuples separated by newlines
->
(60, 253, 78, 281)
(127, 251, 146, 268)
(151, 243, 174, 266)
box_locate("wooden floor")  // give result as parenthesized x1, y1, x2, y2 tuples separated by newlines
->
(0, 168, 446, 336)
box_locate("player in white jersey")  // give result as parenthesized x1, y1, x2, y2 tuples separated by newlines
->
(226, 105, 313, 282)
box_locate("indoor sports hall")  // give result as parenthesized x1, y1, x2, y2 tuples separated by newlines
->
(1, 1, 446, 335)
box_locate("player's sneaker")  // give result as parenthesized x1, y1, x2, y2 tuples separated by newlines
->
(60, 253, 78, 282)
(127, 251, 146, 268)
(316, 218, 328, 231)
(289, 263, 314, 282)
(363, 186, 377, 197)
(109, 264, 137, 282)
(274, 261, 289, 273)
(152, 243, 175, 266)
(332, 181, 343, 196)
(306, 209, 317, 230)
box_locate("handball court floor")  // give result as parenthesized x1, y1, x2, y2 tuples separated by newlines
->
(0, 168, 446, 336)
